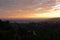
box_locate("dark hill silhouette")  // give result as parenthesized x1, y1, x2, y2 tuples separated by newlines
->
(47, 17, 60, 22)
(0, 18, 60, 40)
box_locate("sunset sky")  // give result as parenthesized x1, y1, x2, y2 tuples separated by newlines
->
(0, 0, 60, 19)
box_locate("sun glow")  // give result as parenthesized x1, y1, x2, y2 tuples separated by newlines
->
(33, 10, 60, 18)
(32, 2, 60, 19)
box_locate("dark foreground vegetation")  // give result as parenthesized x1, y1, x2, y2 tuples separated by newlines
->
(0, 19, 60, 40)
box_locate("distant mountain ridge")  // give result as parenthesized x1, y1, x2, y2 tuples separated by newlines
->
(1, 17, 60, 23)
(47, 17, 60, 22)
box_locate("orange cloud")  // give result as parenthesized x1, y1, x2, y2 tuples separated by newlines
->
(0, 0, 60, 19)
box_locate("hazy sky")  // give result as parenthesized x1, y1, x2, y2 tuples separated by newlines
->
(0, 0, 60, 19)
